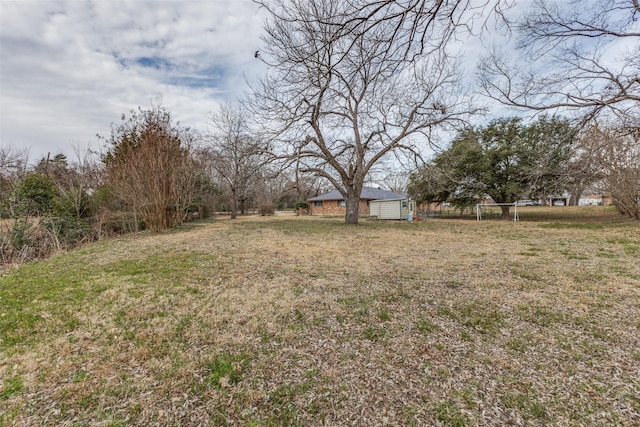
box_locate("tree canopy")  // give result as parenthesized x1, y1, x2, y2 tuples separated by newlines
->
(408, 116, 576, 215)
(252, 0, 485, 223)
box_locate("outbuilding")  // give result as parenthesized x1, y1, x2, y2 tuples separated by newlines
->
(369, 197, 415, 220)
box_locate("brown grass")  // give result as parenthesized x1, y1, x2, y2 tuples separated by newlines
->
(1, 208, 639, 426)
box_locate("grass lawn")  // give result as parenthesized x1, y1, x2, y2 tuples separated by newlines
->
(1, 206, 639, 426)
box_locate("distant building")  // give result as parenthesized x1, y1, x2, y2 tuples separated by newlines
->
(307, 187, 405, 216)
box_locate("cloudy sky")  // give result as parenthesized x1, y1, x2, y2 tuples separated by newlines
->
(2, 0, 628, 165)
(1, 0, 266, 161)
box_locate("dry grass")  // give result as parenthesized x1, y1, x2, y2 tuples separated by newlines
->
(1, 207, 639, 426)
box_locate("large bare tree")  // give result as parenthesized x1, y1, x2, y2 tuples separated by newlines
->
(257, 0, 510, 62)
(205, 105, 272, 219)
(479, 0, 640, 121)
(252, 0, 486, 223)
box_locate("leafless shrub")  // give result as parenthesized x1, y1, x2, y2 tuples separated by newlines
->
(258, 200, 276, 216)
(586, 122, 640, 219)
(103, 103, 209, 232)
(0, 218, 59, 268)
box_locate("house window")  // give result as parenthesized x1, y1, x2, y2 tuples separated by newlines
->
(314, 201, 323, 207)
(402, 201, 408, 208)
(338, 200, 346, 207)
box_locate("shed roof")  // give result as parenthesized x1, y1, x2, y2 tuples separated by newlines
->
(308, 186, 405, 202)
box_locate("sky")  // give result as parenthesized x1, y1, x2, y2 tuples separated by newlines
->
(0, 0, 266, 162)
(1, 0, 630, 166)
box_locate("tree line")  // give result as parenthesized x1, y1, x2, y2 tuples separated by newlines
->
(2, 0, 638, 266)
(0, 103, 324, 266)
(407, 116, 640, 218)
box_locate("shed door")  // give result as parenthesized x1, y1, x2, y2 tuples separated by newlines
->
(378, 201, 402, 219)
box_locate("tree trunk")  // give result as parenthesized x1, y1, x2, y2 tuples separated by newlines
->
(344, 191, 360, 224)
(500, 205, 511, 218)
(230, 190, 238, 219)
(569, 188, 584, 206)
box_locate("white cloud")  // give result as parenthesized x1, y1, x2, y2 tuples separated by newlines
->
(3, 0, 623, 164)
(1, 0, 266, 162)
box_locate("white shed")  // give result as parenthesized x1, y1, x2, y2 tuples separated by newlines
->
(369, 198, 415, 220)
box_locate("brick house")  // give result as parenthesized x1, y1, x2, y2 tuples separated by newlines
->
(307, 187, 405, 216)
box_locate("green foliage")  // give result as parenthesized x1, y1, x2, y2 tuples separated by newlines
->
(11, 173, 57, 217)
(41, 215, 92, 247)
(408, 116, 575, 214)
(2, 189, 94, 266)
(91, 185, 121, 211)
(293, 201, 309, 210)
(407, 164, 451, 205)
(9, 218, 31, 250)
(0, 177, 13, 218)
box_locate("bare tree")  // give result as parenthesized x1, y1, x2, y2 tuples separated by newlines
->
(262, 171, 327, 209)
(479, 0, 640, 122)
(0, 147, 29, 218)
(252, 0, 482, 223)
(382, 171, 410, 194)
(205, 104, 272, 219)
(562, 134, 605, 206)
(0, 147, 29, 174)
(588, 122, 640, 218)
(256, 0, 511, 63)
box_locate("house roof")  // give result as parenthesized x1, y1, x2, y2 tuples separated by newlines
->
(308, 186, 405, 202)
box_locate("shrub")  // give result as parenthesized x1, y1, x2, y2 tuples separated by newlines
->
(293, 201, 309, 215)
(11, 173, 57, 217)
(41, 215, 93, 249)
(258, 200, 276, 216)
(1, 218, 56, 265)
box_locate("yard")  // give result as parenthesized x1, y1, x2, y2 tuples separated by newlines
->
(1, 207, 639, 426)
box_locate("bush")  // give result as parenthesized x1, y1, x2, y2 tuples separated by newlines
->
(1, 218, 56, 266)
(293, 201, 309, 215)
(11, 173, 57, 217)
(1, 214, 95, 268)
(9, 218, 31, 250)
(41, 215, 93, 249)
(258, 201, 276, 216)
